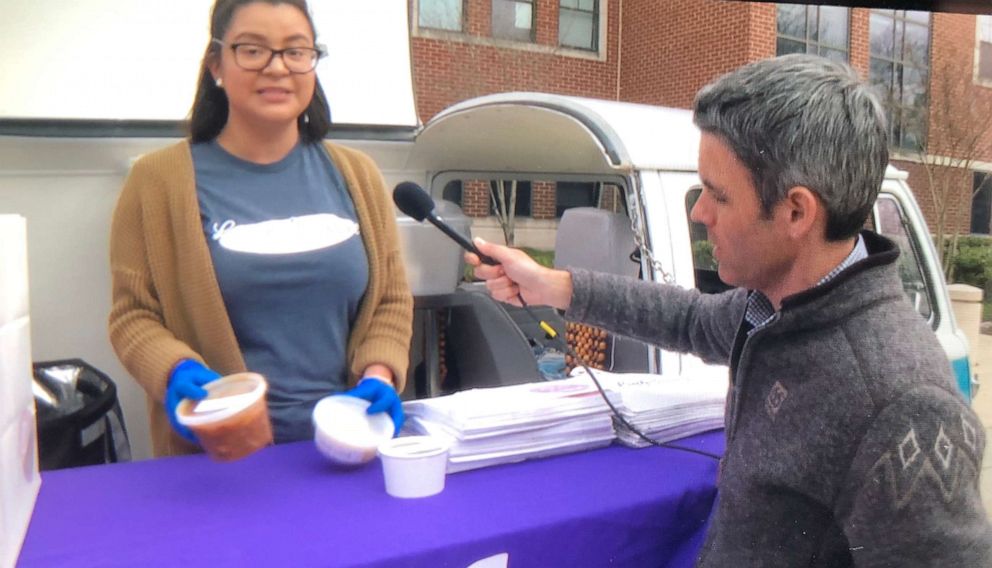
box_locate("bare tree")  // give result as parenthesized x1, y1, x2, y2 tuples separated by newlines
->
(490, 179, 518, 246)
(906, 48, 992, 278)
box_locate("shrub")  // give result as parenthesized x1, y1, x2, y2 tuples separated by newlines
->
(521, 247, 555, 269)
(947, 236, 992, 294)
(463, 247, 555, 281)
(692, 240, 717, 270)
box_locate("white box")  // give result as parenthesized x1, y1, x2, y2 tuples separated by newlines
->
(0, 317, 32, 433)
(0, 405, 40, 568)
(0, 215, 38, 568)
(0, 215, 29, 325)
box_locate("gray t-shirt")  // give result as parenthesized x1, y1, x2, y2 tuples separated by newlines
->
(192, 141, 369, 443)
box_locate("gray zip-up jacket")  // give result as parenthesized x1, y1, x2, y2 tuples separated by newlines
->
(566, 231, 992, 567)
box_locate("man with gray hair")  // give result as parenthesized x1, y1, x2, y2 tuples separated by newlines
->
(467, 54, 992, 566)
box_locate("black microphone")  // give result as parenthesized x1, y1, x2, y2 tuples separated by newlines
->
(393, 182, 498, 265)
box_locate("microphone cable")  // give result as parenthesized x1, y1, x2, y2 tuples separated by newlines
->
(512, 295, 722, 462)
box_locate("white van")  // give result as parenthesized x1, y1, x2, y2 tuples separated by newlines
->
(403, 92, 976, 402)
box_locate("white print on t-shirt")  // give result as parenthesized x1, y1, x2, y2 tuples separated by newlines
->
(211, 214, 359, 255)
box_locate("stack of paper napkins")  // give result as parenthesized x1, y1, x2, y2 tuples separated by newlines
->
(569, 368, 727, 448)
(0, 215, 40, 568)
(404, 376, 619, 473)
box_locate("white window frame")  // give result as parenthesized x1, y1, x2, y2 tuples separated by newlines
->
(409, 0, 467, 37)
(975, 15, 992, 88)
(492, 0, 536, 43)
(775, 4, 851, 62)
(559, 0, 600, 52)
(411, 0, 608, 62)
(869, 9, 931, 151)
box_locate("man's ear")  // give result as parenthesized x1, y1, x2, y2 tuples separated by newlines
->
(782, 186, 821, 239)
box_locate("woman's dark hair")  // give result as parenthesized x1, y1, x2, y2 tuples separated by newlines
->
(188, 0, 331, 143)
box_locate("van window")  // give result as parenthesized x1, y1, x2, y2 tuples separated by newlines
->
(875, 195, 934, 322)
(432, 176, 645, 379)
(686, 187, 936, 324)
(439, 173, 639, 255)
(685, 187, 732, 294)
(556, 182, 598, 217)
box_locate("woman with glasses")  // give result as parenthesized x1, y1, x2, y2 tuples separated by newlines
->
(108, 0, 412, 457)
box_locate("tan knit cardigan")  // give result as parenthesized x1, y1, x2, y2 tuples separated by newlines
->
(108, 141, 413, 457)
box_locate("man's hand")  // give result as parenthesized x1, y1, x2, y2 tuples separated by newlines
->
(465, 238, 573, 310)
(165, 359, 221, 443)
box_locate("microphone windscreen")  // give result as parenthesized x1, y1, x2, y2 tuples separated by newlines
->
(393, 182, 435, 222)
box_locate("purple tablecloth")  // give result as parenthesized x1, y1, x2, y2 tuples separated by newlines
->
(18, 430, 723, 568)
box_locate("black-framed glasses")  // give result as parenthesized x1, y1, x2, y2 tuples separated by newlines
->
(213, 38, 326, 74)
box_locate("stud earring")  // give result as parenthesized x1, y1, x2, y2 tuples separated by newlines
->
(215, 77, 223, 88)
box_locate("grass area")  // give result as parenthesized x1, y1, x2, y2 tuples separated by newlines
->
(521, 247, 555, 268)
(463, 247, 555, 281)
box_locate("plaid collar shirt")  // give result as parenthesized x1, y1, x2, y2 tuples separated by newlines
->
(743, 234, 868, 335)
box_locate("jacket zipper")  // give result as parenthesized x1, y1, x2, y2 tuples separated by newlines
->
(726, 312, 779, 442)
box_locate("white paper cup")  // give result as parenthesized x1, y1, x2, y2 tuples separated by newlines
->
(378, 436, 449, 498)
(312, 395, 394, 465)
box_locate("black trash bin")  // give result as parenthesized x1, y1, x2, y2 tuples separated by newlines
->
(33, 359, 131, 471)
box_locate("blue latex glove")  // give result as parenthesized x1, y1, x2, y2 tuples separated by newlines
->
(343, 377, 404, 436)
(165, 359, 222, 443)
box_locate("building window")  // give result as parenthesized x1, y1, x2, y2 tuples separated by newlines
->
(973, 172, 992, 235)
(776, 4, 850, 62)
(978, 16, 992, 83)
(559, 0, 598, 51)
(555, 182, 597, 217)
(869, 10, 930, 150)
(490, 180, 532, 216)
(493, 0, 534, 42)
(419, 0, 463, 32)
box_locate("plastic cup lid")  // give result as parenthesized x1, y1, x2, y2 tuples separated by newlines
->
(176, 373, 267, 427)
(378, 435, 448, 459)
(312, 395, 393, 450)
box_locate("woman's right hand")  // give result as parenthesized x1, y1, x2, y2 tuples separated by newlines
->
(465, 238, 573, 311)
(165, 359, 221, 442)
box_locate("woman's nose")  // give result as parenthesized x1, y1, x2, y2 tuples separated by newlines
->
(262, 53, 291, 75)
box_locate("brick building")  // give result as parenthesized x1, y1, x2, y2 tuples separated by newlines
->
(409, 0, 992, 241)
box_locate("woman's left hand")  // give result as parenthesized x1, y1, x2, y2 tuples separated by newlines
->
(343, 376, 404, 436)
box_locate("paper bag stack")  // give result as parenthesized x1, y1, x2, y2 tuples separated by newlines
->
(404, 376, 619, 473)
(569, 368, 727, 448)
(0, 215, 40, 568)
